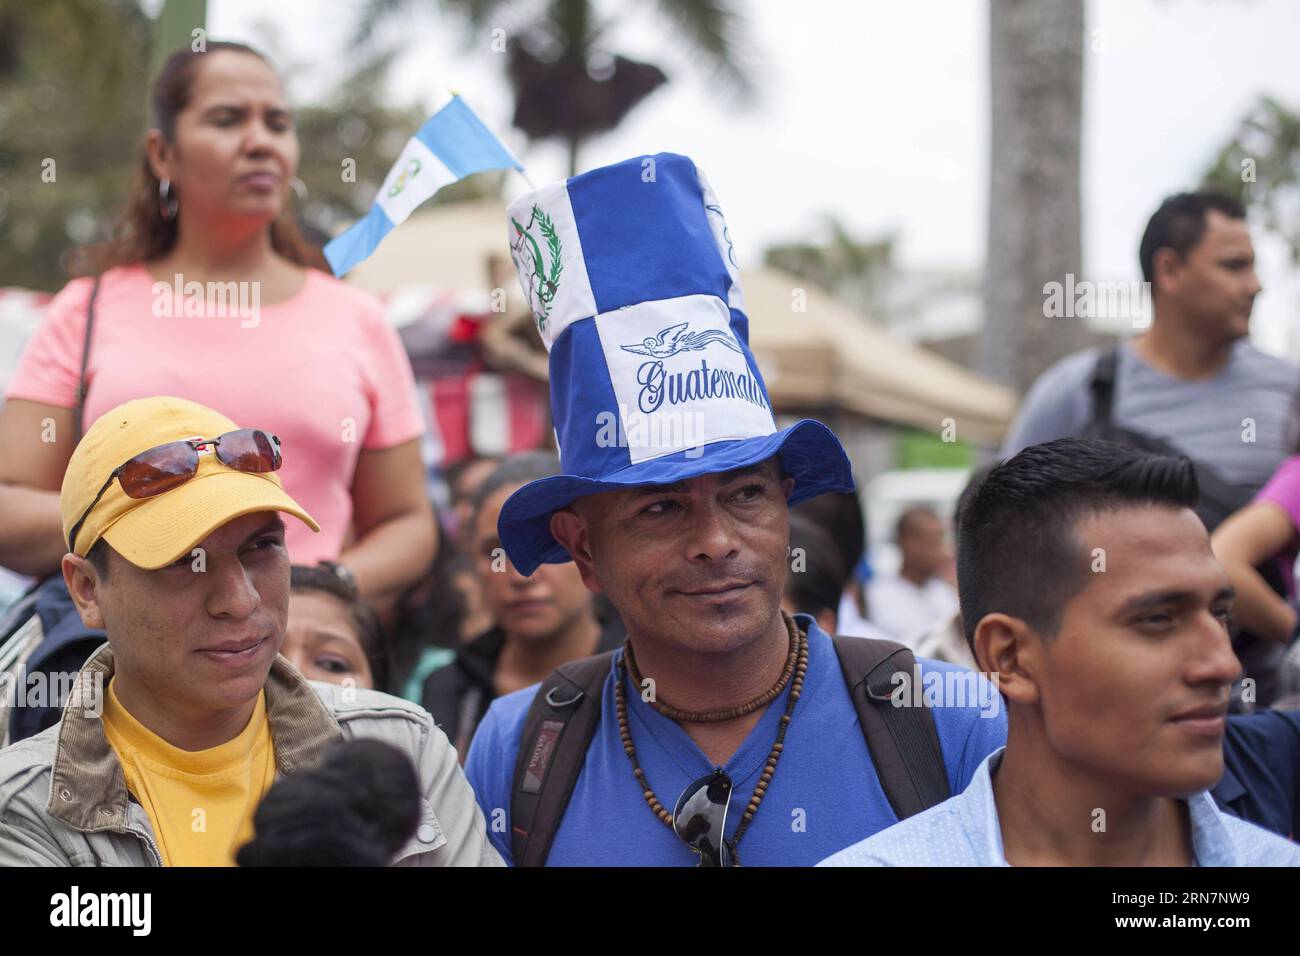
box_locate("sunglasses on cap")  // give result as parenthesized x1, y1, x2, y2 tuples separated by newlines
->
(673, 768, 735, 867)
(68, 428, 283, 554)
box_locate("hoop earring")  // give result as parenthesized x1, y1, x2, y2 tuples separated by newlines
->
(159, 179, 178, 222)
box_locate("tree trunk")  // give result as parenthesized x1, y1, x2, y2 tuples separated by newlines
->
(983, 0, 1087, 394)
(567, 136, 582, 178)
(151, 0, 208, 82)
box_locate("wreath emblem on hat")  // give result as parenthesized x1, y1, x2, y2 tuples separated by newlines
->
(510, 205, 563, 333)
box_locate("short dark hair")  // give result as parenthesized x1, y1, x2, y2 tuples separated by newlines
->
(956, 438, 1199, 650)
(443, 455, 501, 502)
(85, 537, 114, 578)
(289, 565, 389, 689)
(469, 451, 562, 534)
(1139, 190, 1246, 284)
(792, 489, 865, 577)
(784, 514, 849, 620)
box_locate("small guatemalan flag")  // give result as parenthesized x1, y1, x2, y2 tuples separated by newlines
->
(324, 94, 524, 277)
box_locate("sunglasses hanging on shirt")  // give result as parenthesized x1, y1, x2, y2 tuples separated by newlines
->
(673, 769, 736, 867)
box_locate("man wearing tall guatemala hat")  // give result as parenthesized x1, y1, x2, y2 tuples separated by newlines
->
(464, 153, 1007, 866)
(0, 396, 502, 867)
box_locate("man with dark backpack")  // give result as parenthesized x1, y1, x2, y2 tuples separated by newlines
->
(1002, 191, 1298, 525)
(463, 154, 1006, 866)
(1001, 191, 1300, 707)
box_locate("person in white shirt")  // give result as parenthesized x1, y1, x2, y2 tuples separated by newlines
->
(866, 507, 958, 646)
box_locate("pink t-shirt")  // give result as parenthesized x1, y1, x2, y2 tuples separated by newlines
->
(1255, 454, 1300, 601)
(5, 264, 423, 564)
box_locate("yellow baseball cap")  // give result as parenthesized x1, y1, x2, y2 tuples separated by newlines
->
(61, 396, 319, 569)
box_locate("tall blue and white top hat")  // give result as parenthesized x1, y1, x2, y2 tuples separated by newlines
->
(499, 152, 855, 575)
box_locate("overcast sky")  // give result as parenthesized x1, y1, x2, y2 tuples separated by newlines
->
(208, 0, 1300, 356)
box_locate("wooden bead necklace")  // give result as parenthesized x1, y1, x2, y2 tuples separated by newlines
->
(622, 620, 800, 723)
(614, 614, 808, 865)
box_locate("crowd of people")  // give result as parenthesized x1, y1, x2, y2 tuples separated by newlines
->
(0, 41, 1297, 868)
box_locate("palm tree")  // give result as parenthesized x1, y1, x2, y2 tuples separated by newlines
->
(353, 0, 756, 175)
(0, 0, 152, 290)
(1203, 95, 1300, 359)
(0, 0, 146, 113)
(982, 0, 1089, 394)
(1203, 95, 1300, 266)
(763, 217, 894, 314)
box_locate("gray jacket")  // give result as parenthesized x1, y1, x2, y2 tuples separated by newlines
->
(0, 643, 504, 866)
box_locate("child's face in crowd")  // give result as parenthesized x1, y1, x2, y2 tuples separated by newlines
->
(473, 484, 592, 643)
(452, 458, 500, 545)
(283, 591, 375, 689)
(69, 513, 291, 717)
(1008, 505, 1241, 798)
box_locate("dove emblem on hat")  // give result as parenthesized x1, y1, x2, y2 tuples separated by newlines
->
(620, 322, 744, 358)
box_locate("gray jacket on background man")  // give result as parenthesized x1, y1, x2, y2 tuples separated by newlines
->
(0, 644, 504, 867)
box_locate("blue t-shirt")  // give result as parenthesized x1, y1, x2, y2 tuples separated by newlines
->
(464, 616, 1007, 866)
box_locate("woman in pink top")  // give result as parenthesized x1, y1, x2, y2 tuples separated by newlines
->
(1212, 456, 1300, 646)
(0, 42, 434, 606)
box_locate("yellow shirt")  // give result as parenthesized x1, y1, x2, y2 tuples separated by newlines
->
(101, 679, 277, 866)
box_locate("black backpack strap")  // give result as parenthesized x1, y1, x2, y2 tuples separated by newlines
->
(510, 650, 614, 866)
(74, 275, 102, 444)
(1083, 345, 1254, 531)
(1088, 345, 1120, 431)
(832, 634, 950, 820)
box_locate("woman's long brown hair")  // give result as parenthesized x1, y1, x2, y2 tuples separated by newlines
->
(74, 41, 325, 277)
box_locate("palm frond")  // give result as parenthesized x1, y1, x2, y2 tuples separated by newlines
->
(351, 0, 523, 48)
(651, 0, 756, 101)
